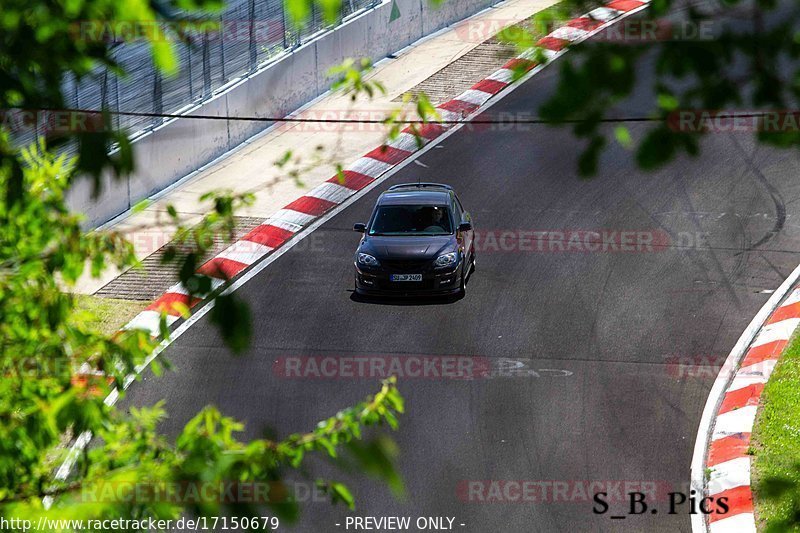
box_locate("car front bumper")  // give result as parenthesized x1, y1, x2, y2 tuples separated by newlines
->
(354, 263, 462, 296)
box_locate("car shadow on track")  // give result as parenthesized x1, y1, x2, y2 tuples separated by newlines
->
(348, 290, 464, 306)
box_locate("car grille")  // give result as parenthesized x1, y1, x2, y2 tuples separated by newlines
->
(382, 259, 429, 272)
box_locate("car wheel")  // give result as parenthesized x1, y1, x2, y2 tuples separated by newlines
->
(459, 264, 467, 296)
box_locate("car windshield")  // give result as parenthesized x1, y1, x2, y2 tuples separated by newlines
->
(369, 204, 453, 236)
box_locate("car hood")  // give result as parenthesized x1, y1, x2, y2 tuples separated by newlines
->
(359, 235, 456, 261)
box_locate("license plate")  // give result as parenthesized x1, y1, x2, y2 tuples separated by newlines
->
(391, 273, 422, 282)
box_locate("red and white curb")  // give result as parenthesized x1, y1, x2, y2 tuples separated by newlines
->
(691, 264, 800, 533)
(59, 0, 651, 497)
(111, 0, 651, 339)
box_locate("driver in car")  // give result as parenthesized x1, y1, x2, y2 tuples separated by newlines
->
(423, 206, 447, 233)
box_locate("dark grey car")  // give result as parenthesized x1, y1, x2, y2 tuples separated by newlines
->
(352, 183, 475, 296)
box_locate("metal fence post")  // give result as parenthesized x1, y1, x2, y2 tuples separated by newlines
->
(186, 42, 195, 101)
(153, 68, 163, 127)
(113, 73, 120, 131)
(219, 15, 227, 83)
(248, 0, 257, 71)
(284, 14, 290, 47)
(100, 70, 109, 111)
(282, 0, 297, 49)
(203, 33, 212, 99)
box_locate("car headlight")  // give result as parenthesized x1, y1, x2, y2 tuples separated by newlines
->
(357, 253, 380, 267)
(434, 252, 458, 268)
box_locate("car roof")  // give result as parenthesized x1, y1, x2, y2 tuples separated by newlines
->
(378, 183, 453, 206)
(378, 189, 451, 206)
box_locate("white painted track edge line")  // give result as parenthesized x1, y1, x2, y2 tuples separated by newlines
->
(49, 1, 652, 506)
(46, 76, 488, 503)
(689, 261, 800, 533)
(121, 0, 623, 385)
(220, 5, 654, 301)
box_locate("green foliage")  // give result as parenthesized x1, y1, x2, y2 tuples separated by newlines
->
(1, 0, 405, 528)
(0, 137, 154, 503)
(0, 157, 406, 510)
(414, 92, 440, 124)
(285, 0, 313, 27)
(496, 1, 590, 67)
(209, 293, 252, 353)
(0, 127, 404, 530)
(328, 58, 387, 101)
(1, 0, 212, 191)
(613, 125, 632, 148)
(285, 0, 343, 26)
(533, 0, 800, 174)
(3, 378, 403, 526)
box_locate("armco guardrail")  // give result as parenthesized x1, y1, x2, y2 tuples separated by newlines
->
(67, 0, 500, 227)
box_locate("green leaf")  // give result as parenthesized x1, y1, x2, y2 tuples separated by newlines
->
(578, 135, 606, 177)
(132, 199, 151, 213)
(636, 127, 677, 170)
(614, 126, 633, 148)
(209, 294, 252, 353)
(656, 93, 679, 111)
(329, 482, 355, 510)
(285, 0, 311, 27)
(151, 40, 178, 76)
(318, 0, 342, 24)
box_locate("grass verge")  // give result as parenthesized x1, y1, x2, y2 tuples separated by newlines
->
(73, 294, 149, 337)
(751, 331, 800, 531)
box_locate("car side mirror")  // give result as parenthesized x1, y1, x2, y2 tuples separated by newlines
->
(353, 223, 366, 233)
(458, 222, 472, 232)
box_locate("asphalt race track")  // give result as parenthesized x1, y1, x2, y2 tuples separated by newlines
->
(124, 7, 800, 532)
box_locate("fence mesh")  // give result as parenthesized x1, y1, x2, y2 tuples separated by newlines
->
(29, 0, 383, 146)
